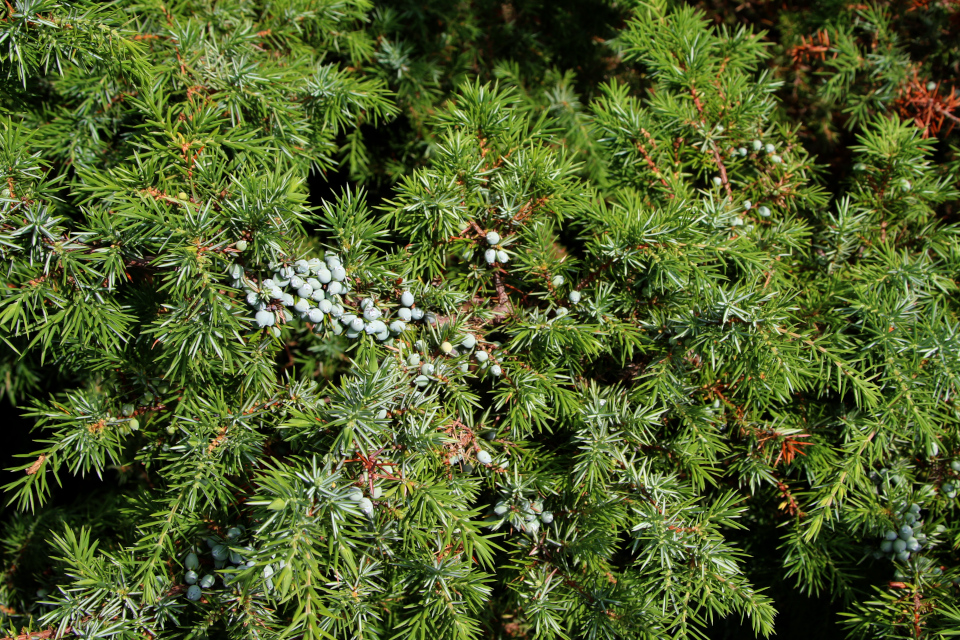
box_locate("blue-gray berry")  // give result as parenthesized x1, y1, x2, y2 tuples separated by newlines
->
(421, 363, 435, 376)
(326, 281, 343, 296)
(475, 351, 489, 363)
(411, 308, 424, 321)
(186, 585, 202, 601)
(568, 290, 581, 304)
(389, 321, 405, 333)
(185, 570, 198, 584)
(477, 450, 492, 465)
(486, 231, 500, 245)
(400, 291, 415, 307)
(363, 306, 381, 321)
(331, 266, 346, 282)
(490, 364, 502, 377)
(485, 249, 497, 264)
(294, 298, 310, 313)
(407, 353, 421, 367)
(255, 310, 275, 327)
(460, 334, 476, 349)
(308, 308, 324, 323)
(199, 574, 215, 588)
(496, 250, 508, 263)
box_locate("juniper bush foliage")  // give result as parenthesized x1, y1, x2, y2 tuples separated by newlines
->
(2, 0, 960, 639)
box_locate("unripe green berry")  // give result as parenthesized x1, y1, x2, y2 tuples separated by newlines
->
(486, 231, 500, 245)
(185, 552, 199, 570)
(440, 341, 453, 354)
(185, 570, 198, 584)
(568, 290, 581, 304)
(235, 240, 248, 251)
(551, 275, 564, 288)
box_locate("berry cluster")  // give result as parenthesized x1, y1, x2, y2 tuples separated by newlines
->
(942, 460, 960, 498)
(876, 503, 926, 562)
(182, 527, 254, 601)
(232, 254, 427, 341)
(492, 496, 554, 536)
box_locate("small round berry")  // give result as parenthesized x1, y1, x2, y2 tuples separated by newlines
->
(421, 363, 435, 376)
(295, 259, 310, 274)
(459, 362, 470, 373)
(297, 284, 313, 298)
(325, 254, 341, 267)
(290, 276, 304, 290)
(185, 570, 198, 584)
(389, 321, 405, 333)
(407, 353, 421, 367)
(927, 80, 937, 91)
(893, 539, 907, 553)
(363, 306, 381, 321)
(411, 308, 425, 321)
(255, 310, 275, 327)
(896, 551, 911, 562)
(901, 179, 912, 191)
(905, 513, 917, 526)
(128, 418, 139, 431)
(484, 249, 497, 264)
(367, 320, 386, 335)
(440, 341, 453, 354)
(764, 143, 775, 154)
(525, 520, 540, 536)
(294, 299, 310, 314)
(494, 503, 509, 516)
(313, 300, 331, 315)
(121, 403, 134, 417)
(185, 552, 199, 570)
(345, 329, 360, 339)
(349, 317, 364, 332)
(178, 192, 188, 200)
(477, 450, 492, 465)
(317, 268, 332, 284)
(880, 540, 893, 553)
(234, 240, 248, 252)
(486, 231, 501, 245)
(311, 289, 326, 302)
(738, 147, 747, 156)
(752, 139, 763, 151)
(475, 351, 489, 363)
(771, 155, 782, 164)
(414, 375, 429, 387)
(541, 512, 554, 524)
(308, 308, 325, 323)
(758, 206, 771, 217)
(489, 365, 502, 377)
(186, 585, 202, 601)
(397, 307, 412, 322)
(496, 250, 509, 263)
(326, 282, 343, 296)
(906, 537, 920, 552)
(551, 275, 564, 288)
(568, 290, 581, 304)
(743, 200, 752, 210)
(212, 544, 229, 561)
(712, 176, 722, 187)
(899, 525, 913, 539)
(460, 334, 476, 349)
(281, 293, 295, 307)
(199, 574, 215, 588)
(360, 298, 374, 310)
(347, 487, 364, 502)
(372, 486, 383, 499)
(400, 291, 415, 307)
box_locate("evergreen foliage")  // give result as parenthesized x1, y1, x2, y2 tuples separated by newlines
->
(1, 0, 960, 638)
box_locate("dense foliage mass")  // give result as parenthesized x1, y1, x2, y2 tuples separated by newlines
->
(2, 0, 960, 638)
